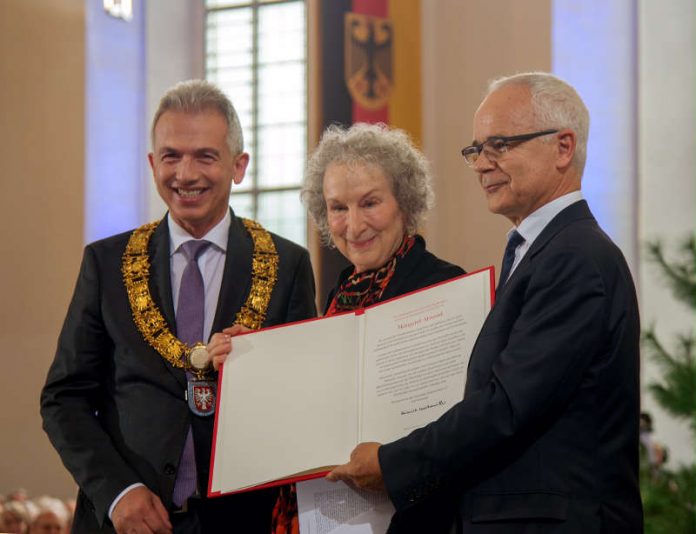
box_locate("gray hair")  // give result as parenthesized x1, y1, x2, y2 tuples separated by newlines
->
(151, 79, 244, 155)
(1, 500, 29, 525)
(487, 72, 590, 175)
(302, 123, 434, 244)
(29, 496, 70, 526)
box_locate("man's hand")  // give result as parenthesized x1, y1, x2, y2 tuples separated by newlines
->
(112, 486, 171, 534)
(326, 442, 385, 491)
(209, 324, 251, 371)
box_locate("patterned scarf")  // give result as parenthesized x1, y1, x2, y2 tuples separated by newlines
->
(326, 235, 415, 316)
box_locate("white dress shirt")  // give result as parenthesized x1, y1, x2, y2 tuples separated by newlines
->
(506, 191, 584, 279)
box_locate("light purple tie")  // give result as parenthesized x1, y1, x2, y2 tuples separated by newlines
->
(172, 240, 210, 507)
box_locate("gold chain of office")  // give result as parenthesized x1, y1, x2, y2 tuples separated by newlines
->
(121, 218, 278, 372)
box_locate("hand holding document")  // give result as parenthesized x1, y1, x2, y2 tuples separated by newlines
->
(208, 268, 494, 496)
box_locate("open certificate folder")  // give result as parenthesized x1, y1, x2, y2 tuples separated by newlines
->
(208, 267, 494, 496)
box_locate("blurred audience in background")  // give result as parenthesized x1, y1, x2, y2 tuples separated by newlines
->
(0, 490, 73, 534)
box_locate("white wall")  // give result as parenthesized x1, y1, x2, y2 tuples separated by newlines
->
(552, 0, 638, 275)
(85, 0, 146, 242)
(638, 0, 696, 467)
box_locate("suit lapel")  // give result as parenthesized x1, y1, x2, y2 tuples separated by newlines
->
(495, 200, 595, 299)
(150, 218, 176, 327)
(526, 200, 594, 261)
(148, 217, 186, 387)
(210, 212, 253, 335)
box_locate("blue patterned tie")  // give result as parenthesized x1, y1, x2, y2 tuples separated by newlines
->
(172, 240, 210, 507)
(496, 230, 524, 297)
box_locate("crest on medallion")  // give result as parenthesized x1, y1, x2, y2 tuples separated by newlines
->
(187, 381, 216, 416)
(344, 13, 394, 110)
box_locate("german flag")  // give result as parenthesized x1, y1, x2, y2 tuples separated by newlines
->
(319, 0, 422, 144)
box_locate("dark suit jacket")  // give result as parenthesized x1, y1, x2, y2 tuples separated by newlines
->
(379, 201, 643, 533)
(40, 212, 317, 533)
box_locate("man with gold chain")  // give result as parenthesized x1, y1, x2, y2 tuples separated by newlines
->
(41, 80, 317, 533)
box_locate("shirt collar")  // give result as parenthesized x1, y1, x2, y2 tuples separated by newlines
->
(512, 191, 584, 245)
(167, 209, 230, 255)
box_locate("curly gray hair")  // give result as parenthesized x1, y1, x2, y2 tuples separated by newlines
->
(151, 79, 244, 155)
(303, 123, 434, 244)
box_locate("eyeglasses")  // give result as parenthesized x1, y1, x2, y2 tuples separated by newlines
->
(461, 129, 559, 167)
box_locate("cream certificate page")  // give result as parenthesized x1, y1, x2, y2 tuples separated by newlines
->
(210, 313, 360, 494)
(359, 270, 491, 442)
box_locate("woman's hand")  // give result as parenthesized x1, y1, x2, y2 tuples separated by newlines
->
(208, 324, 252, 371)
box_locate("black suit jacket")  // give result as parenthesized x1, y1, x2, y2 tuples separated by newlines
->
(41, 212, 317, 533)
(379, 201, 643, 533)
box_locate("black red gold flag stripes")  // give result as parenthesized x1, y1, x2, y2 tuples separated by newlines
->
(319, 0, 421, 141)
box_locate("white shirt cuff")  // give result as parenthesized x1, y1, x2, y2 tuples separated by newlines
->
(108, 483, 145, 520)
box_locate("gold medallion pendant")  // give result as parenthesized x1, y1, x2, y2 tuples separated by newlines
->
(121, 218, 279, 415)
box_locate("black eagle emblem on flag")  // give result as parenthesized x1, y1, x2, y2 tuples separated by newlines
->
(344, 13, 394, 110)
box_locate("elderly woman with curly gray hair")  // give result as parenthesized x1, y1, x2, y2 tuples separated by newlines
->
(271, 122, 465, 534)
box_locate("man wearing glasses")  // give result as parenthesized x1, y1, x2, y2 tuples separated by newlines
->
(328, 72, 643, 532)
